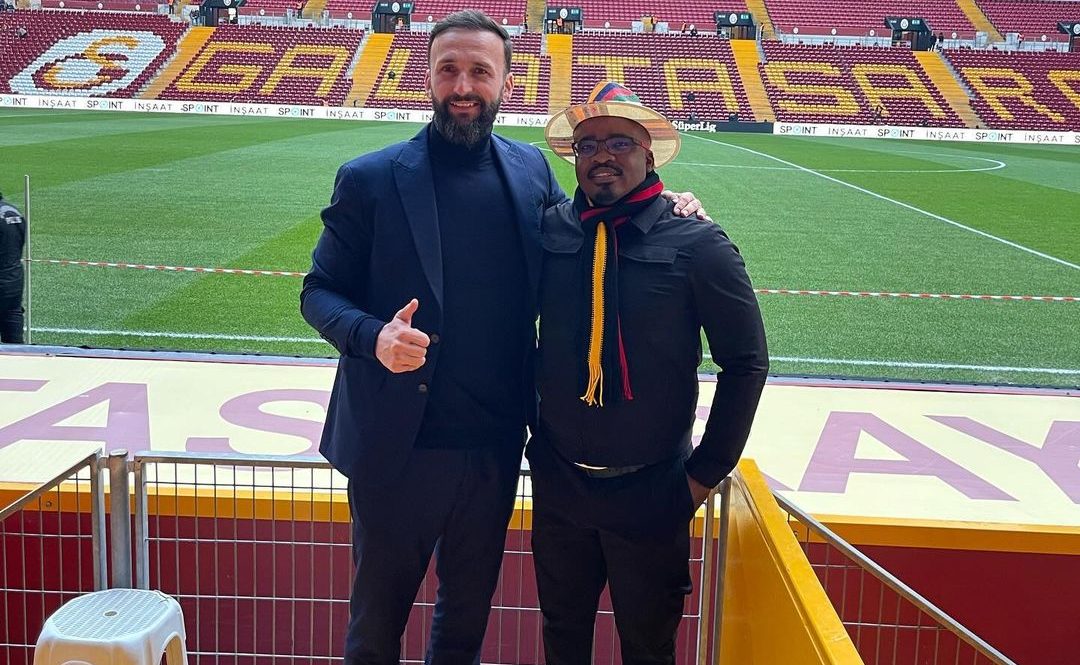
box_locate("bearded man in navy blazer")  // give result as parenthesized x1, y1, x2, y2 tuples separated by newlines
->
(302, 11, 703, 664)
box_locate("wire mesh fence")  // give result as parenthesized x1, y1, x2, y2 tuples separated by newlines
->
(0, 449, 105, 665)
(131, 452, 723, 665)
(775, 493, 1016, 665)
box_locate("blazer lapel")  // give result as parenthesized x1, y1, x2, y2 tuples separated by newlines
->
(393, 128, 444, 308)
(493, 138, 543, 307)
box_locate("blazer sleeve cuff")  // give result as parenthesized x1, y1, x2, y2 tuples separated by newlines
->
(351, 316, 387, 360)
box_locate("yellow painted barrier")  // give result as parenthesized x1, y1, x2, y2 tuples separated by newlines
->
(720, 459, 863, 664)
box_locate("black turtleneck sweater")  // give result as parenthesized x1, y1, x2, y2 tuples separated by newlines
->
(414, 125, 531, 449)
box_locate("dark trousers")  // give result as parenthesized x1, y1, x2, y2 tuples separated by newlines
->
(345, 442, 523, 665)
(0, 289, 23, 344)
(527, 438, 694, 665)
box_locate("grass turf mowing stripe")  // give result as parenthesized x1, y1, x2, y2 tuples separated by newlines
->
(35, 327, 323, 344)
(31, 327, 1080, 376)
(26, 259, 1080, 301)
(684, 133, 1080, 272)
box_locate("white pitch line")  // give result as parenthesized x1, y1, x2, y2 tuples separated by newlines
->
(534, 142, 1005, 174)
(34, 327, 327, 344)
(32, 327, 1080, 375)
(680, 152, 1006, 174)
(677, 161, 1006, 174)
(767, 355, 1080, 376)
(684, 133, 1080, 272)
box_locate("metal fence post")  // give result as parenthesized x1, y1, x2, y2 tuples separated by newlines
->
(22, 174, 31, 344)
(712, 478, 732, 654)
(133, 457, 149, 589)
(89, 451, 108, 590)
(108, 449, 132, 589)
(697, 485, 717, 665)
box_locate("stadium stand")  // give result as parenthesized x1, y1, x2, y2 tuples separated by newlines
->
(976, 0, 1079, 40)
(945, 49, 1080, 130)
(364, 30, 550, 114)
(180, 0, 309, 17)
(0, 9, 187, 97)
(762, 0, 976, 37)
(571, 0, 742, 30)
(36, 0, 157, 10)
(413, 0, 525, 24)
(235, 0, 307, 13)
(760, 42, 965, 126)
(4, 2, 1080, 136)
(157, 24, 363, 105)
(570, 33, 752, 122)
(322, 0, 524, 24)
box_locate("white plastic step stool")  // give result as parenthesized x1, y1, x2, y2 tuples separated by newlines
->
(34, 588, 188, 665)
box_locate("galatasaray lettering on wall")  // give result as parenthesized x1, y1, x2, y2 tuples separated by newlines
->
(2, 354, 1079, 528)
(959, 66, 1080, 124)
(368, 46, 548, 111)
(10, 30, 166, 96)
(762, 61, 949, 119)
(172, 41, 352, 99)
(574, 55, 741, 113)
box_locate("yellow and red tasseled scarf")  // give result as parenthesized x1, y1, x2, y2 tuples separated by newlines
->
(576, 171, 664, 406)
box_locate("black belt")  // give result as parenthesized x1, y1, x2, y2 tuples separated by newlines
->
(572, 462, 647, 479)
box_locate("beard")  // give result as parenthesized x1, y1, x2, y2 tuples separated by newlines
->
(589, 186, 618, 206)
(431, 92, 502, 148)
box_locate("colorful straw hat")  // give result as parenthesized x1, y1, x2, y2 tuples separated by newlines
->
(545, 81, 681, 168)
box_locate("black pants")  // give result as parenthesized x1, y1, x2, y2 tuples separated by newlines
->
(345, 442, 522, 665)
(527, 437, 694, 665)
(0, 289, 23, 344)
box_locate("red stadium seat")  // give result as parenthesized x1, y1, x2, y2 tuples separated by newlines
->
(570, 33, 752, 122)
(977, 0, 1076, 42)
(365, 30, 550, 114)
(945, 49, 1080, 130)
(0, 9, 187, 98)
(763, 0, 976, 38)
(157, 23, 364, 106)
(759, 42, 965, 127)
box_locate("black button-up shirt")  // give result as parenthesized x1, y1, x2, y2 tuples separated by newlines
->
(536, 195, 769, 488)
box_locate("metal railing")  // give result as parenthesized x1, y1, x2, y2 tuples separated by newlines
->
(775, 492, 1016, 665)
(0, 449, 106, 665)
(129, 451, 728, 664)
(1, 445, 1019, 664)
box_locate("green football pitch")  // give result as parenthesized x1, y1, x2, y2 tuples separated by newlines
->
(2, 108, 1078, 387)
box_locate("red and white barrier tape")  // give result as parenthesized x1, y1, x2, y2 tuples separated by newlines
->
(27, 258, 1079, 302)
(28, 258, 307, 278)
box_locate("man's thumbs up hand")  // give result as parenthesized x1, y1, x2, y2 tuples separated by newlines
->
(376, 299, 430, 373)
(394, 298, 418, 325)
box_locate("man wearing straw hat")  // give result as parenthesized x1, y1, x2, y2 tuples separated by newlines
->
(527, 82, 769, 663)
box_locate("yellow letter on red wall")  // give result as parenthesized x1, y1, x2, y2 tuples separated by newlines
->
(851, 63, 947, 119)
(962, 67, 1064, 123)
(763, 61, 860, 116)
(260, 44, 351, 97)
(662, 58, 739, 113)
(175, 42, 274, 94)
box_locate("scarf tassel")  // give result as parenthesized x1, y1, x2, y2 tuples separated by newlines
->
(577, 174, 663, 407)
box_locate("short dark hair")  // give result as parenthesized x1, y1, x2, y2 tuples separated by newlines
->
(429, 10, 513, 75)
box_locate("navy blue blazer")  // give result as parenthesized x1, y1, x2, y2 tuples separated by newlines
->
(301, 126, 567, 483)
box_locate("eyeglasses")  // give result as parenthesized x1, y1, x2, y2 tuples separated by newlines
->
(571, 136, 647, 158)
